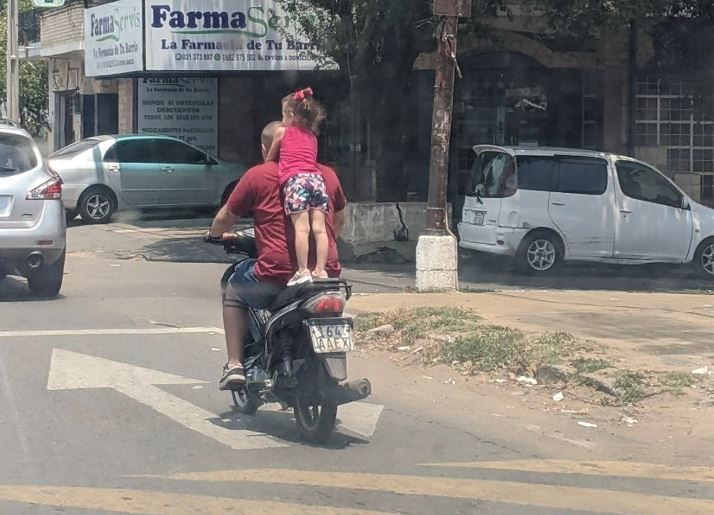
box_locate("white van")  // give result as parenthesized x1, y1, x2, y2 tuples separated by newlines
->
(458, 146, 714, 278)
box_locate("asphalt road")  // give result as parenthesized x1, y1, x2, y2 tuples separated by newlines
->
(0, 216, 713, 514)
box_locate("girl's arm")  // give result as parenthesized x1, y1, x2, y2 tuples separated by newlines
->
(265, 126, 286, 162)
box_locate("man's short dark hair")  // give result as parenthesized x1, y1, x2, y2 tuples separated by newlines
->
(261, 121, 282, 149)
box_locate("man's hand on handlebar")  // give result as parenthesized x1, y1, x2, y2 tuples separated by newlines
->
(203, 231, 239, 244)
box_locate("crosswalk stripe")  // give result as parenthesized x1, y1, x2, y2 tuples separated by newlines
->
(0, 485, 385, 515)
(155, 469, 714, 514)
(421, 460, 714, 483)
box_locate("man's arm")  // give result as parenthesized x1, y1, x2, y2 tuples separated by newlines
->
(208, 170, 254, 238)
(208, 205, 240, 239)
(264, 126, 285, 163)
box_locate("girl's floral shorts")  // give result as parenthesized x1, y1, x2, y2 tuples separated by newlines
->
(283, 173, 329, 215)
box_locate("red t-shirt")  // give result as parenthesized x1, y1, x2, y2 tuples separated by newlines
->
(278, 126, 320, 184)
(226, 162, 346, 286)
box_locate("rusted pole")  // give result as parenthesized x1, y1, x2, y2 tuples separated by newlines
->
(426, 12, 459, 233)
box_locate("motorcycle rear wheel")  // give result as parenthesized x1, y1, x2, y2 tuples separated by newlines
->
(231, 387, 260, 415)
(294, 395, 338, 444)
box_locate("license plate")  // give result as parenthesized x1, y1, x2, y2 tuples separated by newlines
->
(307, 320, 354, 354)
(466, 210, 486, 226)
(0, 196, 12, 217)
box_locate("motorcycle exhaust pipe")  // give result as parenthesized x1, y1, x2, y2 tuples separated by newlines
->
(334, 379, 372, 406)
(27, 252, 44, 270)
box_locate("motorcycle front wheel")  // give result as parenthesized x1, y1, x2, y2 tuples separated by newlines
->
(294, 394, 338, 444)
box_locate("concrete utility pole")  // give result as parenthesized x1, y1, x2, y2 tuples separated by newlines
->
(416, 0, 470, 292)
(6, 0, 20, 121)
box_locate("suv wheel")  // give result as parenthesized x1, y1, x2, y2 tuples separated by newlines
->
(694, 239, 714, 279)
(28, 250, 65, 297)
(80, 188, 115, 224)
(516, 231, 563, 275)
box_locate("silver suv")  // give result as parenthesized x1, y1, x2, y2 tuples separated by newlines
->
(0, 121, 66, 296)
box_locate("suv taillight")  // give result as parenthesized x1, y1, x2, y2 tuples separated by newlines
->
(303, 293, 346, 314)
(27, 176, 62, 200)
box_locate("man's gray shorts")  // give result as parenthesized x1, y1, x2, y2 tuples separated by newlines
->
(221, 259, 282, 310)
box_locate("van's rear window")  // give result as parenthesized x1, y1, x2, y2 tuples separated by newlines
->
(471, 152, 516, 198)
(0, 134, 38, 177)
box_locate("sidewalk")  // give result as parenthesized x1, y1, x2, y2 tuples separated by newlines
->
(348, 290, 714, 372)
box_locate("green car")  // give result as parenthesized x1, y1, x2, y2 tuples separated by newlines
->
(49, 135, 245, 224)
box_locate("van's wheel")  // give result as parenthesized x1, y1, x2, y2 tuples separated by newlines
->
(79, 187, 115, 224)
(694, 238, 714, 279)
(65, 209, 79, 223)
(294, 393, 338, 444)
(231, 387, 260, 415)
(27, 250, 65, 297)
(515, 231, 563, 275)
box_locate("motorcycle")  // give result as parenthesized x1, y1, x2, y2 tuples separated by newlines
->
(209, 228, 371, 444)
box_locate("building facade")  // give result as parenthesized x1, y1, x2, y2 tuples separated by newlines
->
(24, 0, 714, 207)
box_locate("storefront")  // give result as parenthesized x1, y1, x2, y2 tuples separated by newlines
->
(79, 0, 345, 173)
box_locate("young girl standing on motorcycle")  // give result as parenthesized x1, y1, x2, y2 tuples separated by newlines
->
(265, 87, 328, 286)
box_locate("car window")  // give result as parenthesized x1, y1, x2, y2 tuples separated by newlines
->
(0, 134, 38, 176)
(471, 151, 516, 198)
(50, 139, 102, 158)
(556, 156, 608, 195)
(105, 140, 162, 164)
(616, 161, 683, 208)
(154, 140, 207, 165)
(516, 156, 556, 192)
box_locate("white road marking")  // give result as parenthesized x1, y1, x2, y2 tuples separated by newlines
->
(338, 402, 385, 438)
(47, 349, 287, 451)
(0, 327, 225, 338)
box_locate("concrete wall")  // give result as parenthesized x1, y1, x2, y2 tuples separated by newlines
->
(40, 3, 84, 57)
(117, 79, 135, 134)
(674, 173, 701, 200)
(340, 202, 453, 261)
(635, 146, 667, 174)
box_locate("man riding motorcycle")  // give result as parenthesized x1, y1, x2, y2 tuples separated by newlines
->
(207, 121, 347, 390)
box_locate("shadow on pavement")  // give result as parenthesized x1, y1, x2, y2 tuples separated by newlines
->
(0, 275, 66, 302)
(215, 409, 368, 450)
(125, 235, 233, 264)
(460, 252, 714, 294)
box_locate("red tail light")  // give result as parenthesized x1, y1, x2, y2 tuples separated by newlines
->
(27, 176, 62, 200)
(304, 293, 345, 314)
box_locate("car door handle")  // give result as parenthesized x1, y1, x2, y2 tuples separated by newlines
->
(161, 166, 174, 173)
(108, 164, 120, 172)
(551, 202, 565, 206)
(620, 209, 633, 214)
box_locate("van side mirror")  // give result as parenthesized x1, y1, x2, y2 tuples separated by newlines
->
(682, 199, 691, 211)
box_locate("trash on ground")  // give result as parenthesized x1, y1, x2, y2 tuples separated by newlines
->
(692, 366, 710, 375)
(621, 416, 638, 425)
(397, 346, 411, 352)
(517, 376, 538, 386)
(578, 421, 598, 429)
(422, 375, 434, 380)
(552, 392, 564, 402)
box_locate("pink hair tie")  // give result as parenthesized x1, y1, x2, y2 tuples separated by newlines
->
(293, 87, 314, 102)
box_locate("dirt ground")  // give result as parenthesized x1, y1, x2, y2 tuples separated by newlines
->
(347, 290, 714, 463)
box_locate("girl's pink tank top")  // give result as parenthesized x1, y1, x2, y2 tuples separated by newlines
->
(278, 125, 320, 185)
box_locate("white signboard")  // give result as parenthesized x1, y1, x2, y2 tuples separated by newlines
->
(144, 0, 322, 71)
(85, 0, 144, 77)
(137, 78, 219, 155)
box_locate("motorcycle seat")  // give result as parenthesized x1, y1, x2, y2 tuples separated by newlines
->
(270, 279, 343, 312)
